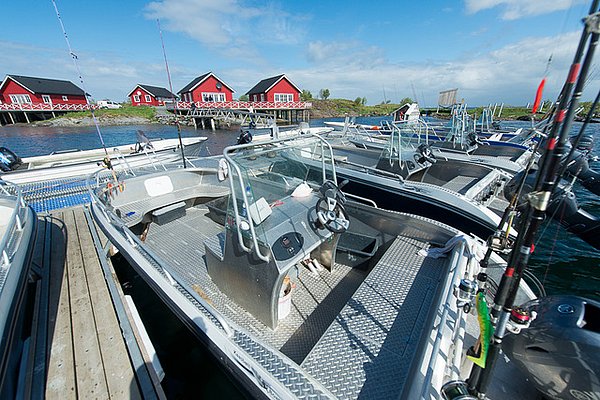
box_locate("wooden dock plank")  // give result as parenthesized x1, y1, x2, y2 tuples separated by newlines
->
(45, 211, 77, 400)
(64, 209, 111, 399)
(73, 208, 142, 399)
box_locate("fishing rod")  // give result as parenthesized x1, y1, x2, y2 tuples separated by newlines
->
(51, 0, 121, 187)
(469, 2, 600, 396)
(556, 87, 600, 180)
(157, 19, 187, 169)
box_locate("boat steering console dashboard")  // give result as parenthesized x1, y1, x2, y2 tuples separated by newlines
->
(257, 180, 349, 269)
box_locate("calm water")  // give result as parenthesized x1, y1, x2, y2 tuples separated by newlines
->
(1, 119, 598, 396)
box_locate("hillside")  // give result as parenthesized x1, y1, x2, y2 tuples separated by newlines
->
(309, 99, 402, 119)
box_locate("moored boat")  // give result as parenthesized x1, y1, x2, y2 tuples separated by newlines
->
(90, 134, 517, 398)
(0, 181, 37, 397)
(0, 134, 206, 185)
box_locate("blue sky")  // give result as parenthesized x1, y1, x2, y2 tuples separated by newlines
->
(1, 0, 598, 106)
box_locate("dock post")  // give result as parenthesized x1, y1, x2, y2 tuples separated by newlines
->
(52, 111, 56, 118)
(200, 118, 205, 129)
(24, 112, 30, 124)
(210, 118, 215, 130)
(193, 117, 197, 130)
(9, 112, 15, 124)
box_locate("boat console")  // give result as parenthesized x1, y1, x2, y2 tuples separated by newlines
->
(204, 136, 348, 329)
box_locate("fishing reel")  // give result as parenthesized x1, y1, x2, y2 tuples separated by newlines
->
(455, 278, 478, 313)
(506, 306, 534, 334)
(487, 229, 514, 254)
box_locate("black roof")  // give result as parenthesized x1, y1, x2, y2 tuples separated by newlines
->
(246, 74, 286, 95)
(136, 84, 177, 99)
(178, 72, 211, 94)
(6, 75, 86, 96)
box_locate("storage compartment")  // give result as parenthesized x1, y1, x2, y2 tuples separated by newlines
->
(336, 232, 380, 269)
(151, 201, 186, 225)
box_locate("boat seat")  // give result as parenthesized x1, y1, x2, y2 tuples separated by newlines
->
(116, 185, 230, 227)
(152, 201, 186, 225)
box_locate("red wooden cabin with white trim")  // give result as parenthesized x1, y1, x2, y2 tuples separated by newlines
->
(246, 74, 301, 103)
(0, 75, 87, 106)
(128, 84, 177, 106)
(178, 72, 235, 104)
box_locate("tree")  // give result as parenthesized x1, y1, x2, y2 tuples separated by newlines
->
(319, 89, 330, 100)
(361, 97, 367, 106)
(399, 97, 414, 105)
(238, 94, 249, 101)
(300, 90, 313, 101)
(354, 97, 362, 106)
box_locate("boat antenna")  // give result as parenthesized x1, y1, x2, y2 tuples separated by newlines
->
(51, 1, 116, 171)
(469, 2, 600, 396)
(157, 18, 187, 169)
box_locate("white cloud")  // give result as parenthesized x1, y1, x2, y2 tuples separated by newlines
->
(145, 0, 307, 62)
(464, 0, 587, 20)
(282, 31, 590, 106)
(1, 29, 594, 107)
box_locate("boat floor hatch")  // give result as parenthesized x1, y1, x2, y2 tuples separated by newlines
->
(301, 236, 447, 399)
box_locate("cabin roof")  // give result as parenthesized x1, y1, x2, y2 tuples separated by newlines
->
(129, 84, 177, 99)
(177, 72, 235, 94)
(245, 74, 300, 95)
(1, 74, 86, 96)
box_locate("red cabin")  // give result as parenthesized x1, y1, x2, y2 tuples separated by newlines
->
(178, 72, 235, 104)
(128, 84, 177, 106)
(246, 74, 301, 103)
(0, 75, 87, 106)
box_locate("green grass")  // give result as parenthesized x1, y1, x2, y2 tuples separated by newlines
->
(52, 105, 156, 120)
(312, 99, 402, 116)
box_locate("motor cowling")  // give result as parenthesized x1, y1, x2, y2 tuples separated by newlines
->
(237, 130, 253, 145)
(503, 295, 600, 400)
(0, 147, 21, 172)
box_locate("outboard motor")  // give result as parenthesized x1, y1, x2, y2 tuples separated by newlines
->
(571, 132, 594, 153)
(0, 147, 22, 172)
(505, 170, 600, 250)
(503, 296, 600, 400)
(237, 129, 253, 145)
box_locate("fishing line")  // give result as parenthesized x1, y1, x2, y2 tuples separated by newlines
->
(51, 0, 121, 189)
(51, 0, 108, 158)
(157, 18, 187, 169)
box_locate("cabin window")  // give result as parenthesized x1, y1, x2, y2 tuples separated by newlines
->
(145, 95, 152, 102)
(42, 95, 52, 104)
(201, 92, 225, 102)
(9, 94, 32, 104)
(254, 95, 258, 102)
(274, 93, 293, 103)
(133, 95, 140, 102)
(62, 95, 68, 101)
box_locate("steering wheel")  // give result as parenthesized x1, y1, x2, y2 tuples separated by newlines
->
(415, 144, 436, 165)
(314, 180, 349, 233)
(468, 132, 484, 146)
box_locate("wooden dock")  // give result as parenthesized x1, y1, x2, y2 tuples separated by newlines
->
(28, 206, 164, 399)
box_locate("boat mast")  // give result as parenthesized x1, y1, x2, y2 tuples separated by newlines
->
(469, 2, 600, 396)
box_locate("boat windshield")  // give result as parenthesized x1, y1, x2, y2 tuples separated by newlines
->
(223, 135, 337, 261)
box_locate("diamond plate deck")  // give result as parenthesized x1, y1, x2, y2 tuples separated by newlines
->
(442, 175, 477, 193)
(144, 204, 367, 362)
(301, 236, 448, 399)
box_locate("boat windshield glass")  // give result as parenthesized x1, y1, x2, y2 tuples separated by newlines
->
(224, 136, 336, 253)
